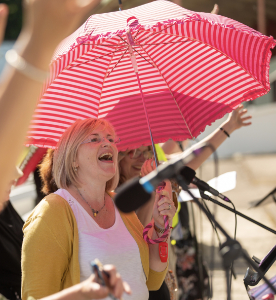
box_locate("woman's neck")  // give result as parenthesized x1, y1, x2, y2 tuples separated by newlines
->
(68, 181, 106, 205)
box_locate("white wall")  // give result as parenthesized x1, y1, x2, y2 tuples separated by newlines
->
(191, 102, 276, 158)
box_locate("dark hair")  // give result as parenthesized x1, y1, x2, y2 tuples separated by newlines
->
(39, 149, 58, 195)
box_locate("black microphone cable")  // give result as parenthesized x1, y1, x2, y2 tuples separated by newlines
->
(205, 143, 238, 298)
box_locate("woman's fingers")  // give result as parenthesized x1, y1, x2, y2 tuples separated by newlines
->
(157, 194, 176, 218)
(112, 273, 124, 298)
(158, 200, 173, 212)
(141, 158, 156, 176)
(102, 265, 117, 286)
(102, 265, 132, 298)
(123, 281, 132, 295)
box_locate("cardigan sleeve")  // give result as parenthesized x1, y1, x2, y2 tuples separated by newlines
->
(146, 266, 168, 291)
(21, 197, 73, 300)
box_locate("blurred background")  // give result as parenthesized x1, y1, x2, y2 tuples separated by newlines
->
(1, 2, 276, 299)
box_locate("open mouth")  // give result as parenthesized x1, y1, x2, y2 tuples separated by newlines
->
(132, 166, 142, 171)
(98, 152, 113, 162)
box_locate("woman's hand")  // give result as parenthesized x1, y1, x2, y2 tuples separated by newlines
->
(80, 265, 131, 299)
(23, 0, 100, 47)
(140, 157, 157, 177)
(15, 0, 101, 71)
(152, 189, 176, 228)
(226, 104, 252, 132)
(141, 158, 175, 228)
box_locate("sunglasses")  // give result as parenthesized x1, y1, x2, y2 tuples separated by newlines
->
(128, 149, 153, 160)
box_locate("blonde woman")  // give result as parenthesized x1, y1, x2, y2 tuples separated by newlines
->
(22, 118, 176, 300)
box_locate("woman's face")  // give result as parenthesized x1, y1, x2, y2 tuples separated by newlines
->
(75, 125, 118, 184)
(119, 146, 152, 181)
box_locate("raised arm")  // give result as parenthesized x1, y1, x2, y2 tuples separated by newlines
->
(186, 105, 252, 170)
(162, 105, 252, 171)
(0, 0, 99, 203)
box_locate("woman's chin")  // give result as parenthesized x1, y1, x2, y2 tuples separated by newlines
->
(131, 167, 141, 177)
(98, 163, 116, 178)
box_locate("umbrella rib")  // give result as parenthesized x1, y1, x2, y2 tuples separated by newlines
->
(82, 43, 126, 47)
(117, 35, 129, 46)
(66, 46, 127, 69)
(137, 40, 190, 46)
(106, 48, 129, 78)
(97, 42, 123, 118)
(133, 29, 141, 40)
(133, 48, 156, 68)
(137, 44, 195, 140)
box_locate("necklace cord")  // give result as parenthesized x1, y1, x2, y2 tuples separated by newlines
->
(77, 188, 106, 217)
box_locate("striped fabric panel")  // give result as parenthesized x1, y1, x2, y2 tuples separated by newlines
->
(26, 0, 275, 149)
(98, 48, 190, 149)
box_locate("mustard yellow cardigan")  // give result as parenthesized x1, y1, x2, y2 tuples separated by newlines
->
(22, 193, 167, 300)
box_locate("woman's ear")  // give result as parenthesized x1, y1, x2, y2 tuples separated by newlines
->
(73, 161, 79, 169)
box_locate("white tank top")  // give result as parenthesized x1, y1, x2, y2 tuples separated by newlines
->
(55, 189, 149, 300)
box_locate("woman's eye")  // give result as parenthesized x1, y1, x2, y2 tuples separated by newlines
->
(108, 138, 114, 143)
(128, 150, 135, 156)
(90, 138, 98, 143)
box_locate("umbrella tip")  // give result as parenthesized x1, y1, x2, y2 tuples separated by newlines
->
(127, 16, 139, 27)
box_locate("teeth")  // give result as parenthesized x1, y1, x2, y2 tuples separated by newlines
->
(99, 153, 113, 159)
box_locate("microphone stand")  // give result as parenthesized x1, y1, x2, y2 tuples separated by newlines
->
(250, 187, 276, 208)
(199, 191, 276, 235)
(175, 174, 276, 300)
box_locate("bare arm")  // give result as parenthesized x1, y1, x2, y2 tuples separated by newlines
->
(162, 105, 252, 171)
(185, 105, 252, 171)
(0, 0, 99, 203)
(149, 189, 175, 272)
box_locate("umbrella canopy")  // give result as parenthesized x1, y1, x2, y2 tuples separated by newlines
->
(26, 0, 275, 151)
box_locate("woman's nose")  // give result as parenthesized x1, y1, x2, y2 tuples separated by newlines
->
(137, 155, 146, 162)
(101, 137, 111, 147)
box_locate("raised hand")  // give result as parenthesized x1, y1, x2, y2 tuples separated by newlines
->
(152, 189, 176, 228)
(226, 104, 252, 131)
(140, 158, 157, 177)
(23, 0, 100, 43)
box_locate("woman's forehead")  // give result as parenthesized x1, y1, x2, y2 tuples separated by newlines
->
(90, 124, 115, 136)
(137, 146, 150, 151)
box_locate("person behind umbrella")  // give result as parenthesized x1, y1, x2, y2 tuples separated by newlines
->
(21, 118, 176, 300)
(117, 104, 252, 300)
(119, 105, 252, 227)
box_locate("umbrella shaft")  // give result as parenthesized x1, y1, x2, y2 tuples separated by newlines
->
(135, 73, 159, 167)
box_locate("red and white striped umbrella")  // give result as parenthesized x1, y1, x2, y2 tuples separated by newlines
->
(27, 0, 275, 151)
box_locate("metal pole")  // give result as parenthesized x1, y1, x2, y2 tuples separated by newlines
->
(257, 0, 266, 35)
(126, 30, 159, 167)
(135, 73, 159, 167)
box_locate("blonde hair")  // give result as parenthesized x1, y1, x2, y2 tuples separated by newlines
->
(53, 118, 119, 192)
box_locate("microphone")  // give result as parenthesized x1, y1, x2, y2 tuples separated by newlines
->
(115, 177, 152, 213)
(115, 146, 204, 213)
(139, 146, 204, 193)
(191, 176, 230, 203)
